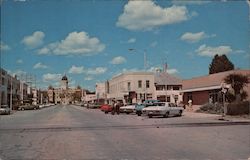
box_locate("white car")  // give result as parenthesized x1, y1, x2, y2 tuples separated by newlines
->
(120, 104, 136, 114)
(142, 102, 184, 118)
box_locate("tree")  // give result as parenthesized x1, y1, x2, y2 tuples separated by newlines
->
(76, 85, 81, 90)
(72, 90, 82, 102)
(224, 73, 249, 102)
(48, 85, 53, 90)
(209, 54, 234, 74)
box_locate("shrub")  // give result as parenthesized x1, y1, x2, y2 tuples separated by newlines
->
(227, 101, 250, 115)
(197, 103, 223, 114)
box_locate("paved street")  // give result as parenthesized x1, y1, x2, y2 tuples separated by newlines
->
(0, 105, 249, 160)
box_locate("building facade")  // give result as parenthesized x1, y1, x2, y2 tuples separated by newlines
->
(1, 68, 29, 109)
(182, 70, 250, 105)
(154, 71, 183, 104)
(47, 75, 82, 105)
(108, 72, 156, 104)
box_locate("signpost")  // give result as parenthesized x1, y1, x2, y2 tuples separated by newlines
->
(221, 83, 229, 119)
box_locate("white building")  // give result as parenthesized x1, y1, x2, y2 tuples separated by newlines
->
(95, 82, 106, 103)
(104, 69, 183, 104)
(84, 92, 96, 103)
(154, 71, 183, 104)
(108, 72, 155, 104)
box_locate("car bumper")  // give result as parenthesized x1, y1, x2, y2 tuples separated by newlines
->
(120, 109, 134, 113)
(143, 110, 164, 116)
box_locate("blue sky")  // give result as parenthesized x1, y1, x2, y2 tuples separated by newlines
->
(1, 0, 249, 91)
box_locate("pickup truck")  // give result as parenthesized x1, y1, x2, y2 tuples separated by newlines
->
(142, 102, 184, 118)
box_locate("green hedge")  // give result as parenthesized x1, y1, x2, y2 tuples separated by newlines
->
(227, 101, 250, 115)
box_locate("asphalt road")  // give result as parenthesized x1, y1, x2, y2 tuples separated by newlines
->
(0, 105, 249, 160)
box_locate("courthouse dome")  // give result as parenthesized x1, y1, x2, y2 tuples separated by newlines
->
(62, 75, 68, 81)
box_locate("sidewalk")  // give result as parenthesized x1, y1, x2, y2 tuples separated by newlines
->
(184, 105, 250, 122)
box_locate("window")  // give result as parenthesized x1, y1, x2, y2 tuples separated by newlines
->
(187, 93, 192, 101)
(167, 86, 172, 90)
(2, 78, 4, 85)
(138, 80, 142, 88)
(173, 86, 180, 90)
(166, 96, 170, 102)
(127, 82, 131, 91)
(146, 80, 150, 88)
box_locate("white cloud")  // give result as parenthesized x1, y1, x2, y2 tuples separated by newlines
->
(86, 67, 107, 75)
(235, 50, 245, 54)
(84, 76, 93, 81)
(33, 62, 48, 69)
(150, 41, 158, 47)
(167, 68, 179, 74)
(196, 44, 233, 57)
(43, 73, 62, 82)
(180, 31, 216, 43)
(127, 38, 136, 43)
(110, 56, 127, 65)
(68, 65, 84, 74)
(172, 0, 210, 5)
(0, 41, 11, 51)
(68, 80, 76, 87)
(16, 59, 23, 64)
(148, 66, 178, 74)
(22, 31, 45, 49)
(38, 31, 105, 56)
(116, 1, 191, 31)
(68, 65, 107, 75)
(7, 69, 26, 77)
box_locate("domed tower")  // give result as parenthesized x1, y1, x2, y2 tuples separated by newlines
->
(61, 75, 68, 90)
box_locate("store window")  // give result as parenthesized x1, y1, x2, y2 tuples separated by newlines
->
(138, 80, 142, 88)
(146, 80, 150, 88)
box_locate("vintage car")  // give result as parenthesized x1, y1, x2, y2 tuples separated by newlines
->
(100, 104, 113, 113)
(135, 100, 160, 116)
(142, 102, 184, 118)
(0, 105, 11, 115)
(87, 103, 102, 109)
(119, 104, 136, 114)
(18, 104, 39, 111)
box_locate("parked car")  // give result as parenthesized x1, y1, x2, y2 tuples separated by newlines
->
(142, 102, 184, 118)
(100, 104, 113, 113)
(0, 105, 11, 115)
(120, 104, 136, 114)
(87, 103, 102, 109)
(135, 100, 160, 116)
(18, 104, 39, 111)
(81, 103, 89, 108)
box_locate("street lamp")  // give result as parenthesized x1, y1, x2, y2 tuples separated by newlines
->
(128, 48, 149, 102)
(10, 75, 13, 111)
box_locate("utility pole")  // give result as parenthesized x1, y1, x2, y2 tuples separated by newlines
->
(10, 76, 12, 111)
(144, 50, 147, 71)
(129, 48, 147, 71)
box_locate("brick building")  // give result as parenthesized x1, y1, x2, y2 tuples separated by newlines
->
(182, 70, 250, 105)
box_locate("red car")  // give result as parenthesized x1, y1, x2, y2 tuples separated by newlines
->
(100, 104, 113, 114)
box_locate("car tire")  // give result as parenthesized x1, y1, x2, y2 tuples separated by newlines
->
(178, 110, 182, 116)
(21, 108, 24, 111)
(163, 112, 169, 118)
(105, 111, 108, 114)
(148, 115, 152, 118)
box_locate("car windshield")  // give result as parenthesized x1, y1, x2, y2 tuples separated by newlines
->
(169, 103, 177, 107)
(1, 105, 8, 108)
